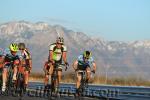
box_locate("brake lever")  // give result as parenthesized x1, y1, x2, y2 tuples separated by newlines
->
(91, 70, 95, 74)
(65, 66, 68, 71)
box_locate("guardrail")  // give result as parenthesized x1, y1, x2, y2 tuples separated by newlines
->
(27, 82, 150, 100)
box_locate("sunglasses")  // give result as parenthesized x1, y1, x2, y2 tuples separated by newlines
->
(19, 48, 25, 50)
(11, 51, 17, 53)
(57, 43, 63, 45)
(84, 57, 89, 59)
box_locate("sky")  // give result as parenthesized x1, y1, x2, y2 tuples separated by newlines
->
(0, 0, 150, 41)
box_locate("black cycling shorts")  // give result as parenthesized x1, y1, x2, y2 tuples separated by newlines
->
(77, 63, 90, 70)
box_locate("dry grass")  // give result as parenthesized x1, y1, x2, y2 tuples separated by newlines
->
(29, 72, 44, 82)
(29, 72, 150, 86)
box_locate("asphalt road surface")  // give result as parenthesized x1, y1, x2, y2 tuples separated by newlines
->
(0, 95, 101, 100)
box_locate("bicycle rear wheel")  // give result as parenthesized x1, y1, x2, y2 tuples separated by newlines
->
(5, 67, 14, 96)
(14, 73, 25, 97)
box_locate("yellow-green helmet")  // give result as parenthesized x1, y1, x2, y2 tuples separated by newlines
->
(9, 43, 19, 52)
(83, 51, 92, 59)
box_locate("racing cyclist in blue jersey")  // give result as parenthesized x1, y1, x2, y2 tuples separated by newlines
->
(2, 43, 20, 92)
(72, 51, 96, 94)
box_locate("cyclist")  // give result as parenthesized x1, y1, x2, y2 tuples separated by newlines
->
(0, 48, 4, 86)
(2, 43, 20, 92)
(18, 43, 32, 89)
(0, 48, 4, 69)
(72, 51, 96, 94)
(48, 37, 69, 91)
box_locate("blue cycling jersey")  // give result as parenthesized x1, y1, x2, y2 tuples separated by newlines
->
(77, 55, 94, 67)
(3, 48, 20, 62)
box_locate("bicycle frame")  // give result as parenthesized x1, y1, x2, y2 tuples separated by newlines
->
(48, 63, 66, 99)
(78, 70, 88, 96)
(0, 68, 2, 89)
(5, 62, 14, 95)
(14, 66, 25, 97)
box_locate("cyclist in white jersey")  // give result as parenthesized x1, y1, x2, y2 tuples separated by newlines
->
(47, 37, 69, 90)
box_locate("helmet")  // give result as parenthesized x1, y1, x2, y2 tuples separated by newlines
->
(9, 43, 19, 52)
(18, 43, 25, 50)
(56, 37, 64, 44)
(83, 51, 92, 59)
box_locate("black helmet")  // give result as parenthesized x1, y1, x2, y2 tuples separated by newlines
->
(18, 43, 26, 50)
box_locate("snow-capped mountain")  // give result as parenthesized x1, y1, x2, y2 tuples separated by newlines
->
(0, 21, 150, 79)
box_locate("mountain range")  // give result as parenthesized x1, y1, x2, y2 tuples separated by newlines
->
(0, 21, 150, 80)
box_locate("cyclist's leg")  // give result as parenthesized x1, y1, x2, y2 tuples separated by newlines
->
(24, 70, 29, 86)
(76, 71, 82, 94)
(48, 62, 54, 84)
(57, 70, 62, 87)
(86, 66, 91, 82)
(44, 73, 49, 86)
(76, 64, 84, 92)
(2, 67, 8, 91)
(12, 59, 19, 81)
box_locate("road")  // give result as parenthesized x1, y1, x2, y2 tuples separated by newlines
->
(1, 82, 150, 100)
(0, 95, 101, 100)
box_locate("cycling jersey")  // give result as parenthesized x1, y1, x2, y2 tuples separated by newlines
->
(0, 48, 4, 68)
(49, 43, 67, 61)
(0, 57, 4, 68)
(3, 48, 20, 68)
(18, 48, 31, 67)
(77, 55, 94, 70)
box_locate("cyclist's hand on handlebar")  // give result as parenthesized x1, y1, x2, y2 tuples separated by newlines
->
(91, 70, 96, 74)
(65, 62, 69, 66)
(50, 60, 55, 65)
(64, 62, 69, 71)
(65, 66, 67, 71)
(75, 69, 78, 72)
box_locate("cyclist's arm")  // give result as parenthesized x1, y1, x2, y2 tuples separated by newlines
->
(0, 56, 4, 68)
(62, 45, 68, 64)
(49, 50, 54, 63)
(29, 59, 32, 70)
(62, 51, 67, 63)
(43, 62, 47, 72)
(92, 62, 96, 72)
(26, 49, 32, 69)
(72, 60, 78, 71)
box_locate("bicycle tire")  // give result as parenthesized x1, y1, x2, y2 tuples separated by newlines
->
(5, 65, 14, 96)
(15, 73, 25, 97)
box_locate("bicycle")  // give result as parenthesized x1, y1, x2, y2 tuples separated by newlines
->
(4, 62, 15, 95)
(0, 68, 2, 90)
(47, 63, 67, 99)
(13, 65, 25, 99)
(77, 70, 88, 97)
(76, 70, 95, 99)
